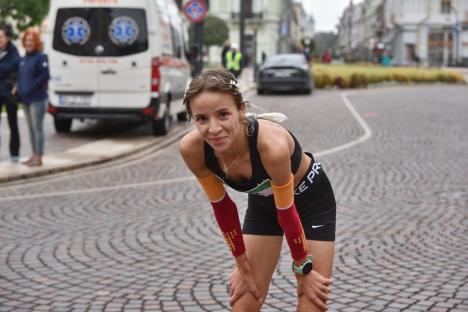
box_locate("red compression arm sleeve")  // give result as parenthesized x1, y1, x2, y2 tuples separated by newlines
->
(277, 203, 308, 261)
(211, 193, 246, 257)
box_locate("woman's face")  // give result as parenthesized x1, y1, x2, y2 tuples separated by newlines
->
(190, 91, 245, 153)
(0, 31, 9, 50)
(24, 34, 35, 53)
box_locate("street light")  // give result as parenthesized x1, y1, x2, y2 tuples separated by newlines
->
(450, 4, 459, 66)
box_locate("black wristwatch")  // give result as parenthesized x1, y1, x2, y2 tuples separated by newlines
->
(292, 255, 313, 275)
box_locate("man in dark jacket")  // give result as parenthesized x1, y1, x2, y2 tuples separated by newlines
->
(0, 25, 21, 162)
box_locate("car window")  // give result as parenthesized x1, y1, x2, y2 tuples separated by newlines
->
(264, 54, 306, 66)
(53, 8, 148, 57)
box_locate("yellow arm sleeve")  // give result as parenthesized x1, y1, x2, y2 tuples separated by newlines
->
(197, 173, 226, 202)
(271, 175, 294, 209)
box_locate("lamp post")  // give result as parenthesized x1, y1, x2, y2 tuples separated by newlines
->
(450, 4, 459, 66)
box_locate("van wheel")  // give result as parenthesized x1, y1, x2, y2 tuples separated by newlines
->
(152, 111, 170, 136)
(177, 111, 188, 122)
(54, 117, 73, 133)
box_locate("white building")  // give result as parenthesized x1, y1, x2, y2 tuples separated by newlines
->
(199, 0, 303, 65)
(384, 0, 468, 66)
(337, 0, 468, 66)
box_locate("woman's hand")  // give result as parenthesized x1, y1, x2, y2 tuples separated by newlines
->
(228, 266, 262, 307)
(296, 270, 332, 311)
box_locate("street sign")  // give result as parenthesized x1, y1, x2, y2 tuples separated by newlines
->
(182, 0, 208, 24)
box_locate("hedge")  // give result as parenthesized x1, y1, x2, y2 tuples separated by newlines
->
(312, 64, 466, 89)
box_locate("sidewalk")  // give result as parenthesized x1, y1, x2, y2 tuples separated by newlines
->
(0, 67, 255, 183)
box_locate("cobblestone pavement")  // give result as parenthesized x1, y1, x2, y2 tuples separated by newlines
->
(1, 85, 467, 311)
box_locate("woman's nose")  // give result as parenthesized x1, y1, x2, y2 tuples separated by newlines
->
(208, 120, 221, 133)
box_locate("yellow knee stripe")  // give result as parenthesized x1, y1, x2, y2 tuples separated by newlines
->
(197, 173, 226, 202)
(271, 175, 294, 209)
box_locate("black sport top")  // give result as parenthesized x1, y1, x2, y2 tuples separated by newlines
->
(204, 118, 303, 196)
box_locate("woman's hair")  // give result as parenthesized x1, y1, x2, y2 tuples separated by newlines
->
(0, 25, 13, 39)
(183, 69, 245, 119)
(22, 28, 42, 52)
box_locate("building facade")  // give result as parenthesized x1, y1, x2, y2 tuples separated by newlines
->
(337, 0, 468, 66)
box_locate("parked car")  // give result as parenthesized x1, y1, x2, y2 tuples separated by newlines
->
(44, 0, 191, 135)
(257, 53, 313, 95)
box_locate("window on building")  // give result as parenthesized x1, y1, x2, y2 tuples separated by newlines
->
(441, 0, 452, 14)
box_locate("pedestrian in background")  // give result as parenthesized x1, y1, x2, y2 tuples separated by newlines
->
(221, 39, 230, 69)
(0, 25, 21, 162)
(17, 28, 50, 167)
(321, 49, 332, 64)
(226, 44, 243, 78)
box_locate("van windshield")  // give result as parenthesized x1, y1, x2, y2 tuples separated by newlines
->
(53, 8, 148, 57)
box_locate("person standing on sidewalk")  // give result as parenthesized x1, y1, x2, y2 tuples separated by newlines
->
(0, 25, 21, 162)
(221, 39, 230, 69)
(180, 69, 336, 311)
(226, 44, 243, 78)
(17, 28, 50, 167)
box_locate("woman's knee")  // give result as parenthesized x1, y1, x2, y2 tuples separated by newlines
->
(231, 291, 264, 312)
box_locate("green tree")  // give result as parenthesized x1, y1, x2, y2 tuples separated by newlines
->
(203, 15, 228, 47)
(0, 0, 50, 34)
(189, 15, 228, 48)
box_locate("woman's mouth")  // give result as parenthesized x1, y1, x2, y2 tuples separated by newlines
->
(209, 137, 226, 145)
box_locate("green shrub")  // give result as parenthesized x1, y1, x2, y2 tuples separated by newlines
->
(311, 64, 465, 89)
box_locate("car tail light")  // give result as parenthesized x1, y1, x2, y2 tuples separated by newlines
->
(151, 57, 161, 92)
(142, 107, 155, 116)
(48, 104, 57, 114)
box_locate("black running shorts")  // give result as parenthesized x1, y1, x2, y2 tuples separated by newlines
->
(242, 157, 336, 241)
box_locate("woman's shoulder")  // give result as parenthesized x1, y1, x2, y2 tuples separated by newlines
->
(256, 119, 292, 155)
(179, 129, 210, 176)
(179, 128, 205, 158)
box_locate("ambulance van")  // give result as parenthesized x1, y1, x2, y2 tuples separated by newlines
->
(45, 0, 191, 135)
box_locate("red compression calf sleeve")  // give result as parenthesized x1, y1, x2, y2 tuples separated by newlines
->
(211, 193, 246, 257)
(277, 203, 308, 261)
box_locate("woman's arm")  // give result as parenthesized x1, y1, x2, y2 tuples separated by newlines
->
(179, 132, 261, 305)
(258, 122, 308, 264)
(258, 122, 331, 310)
(179, 131, 246, 258)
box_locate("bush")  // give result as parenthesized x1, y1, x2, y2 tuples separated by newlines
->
(311, 64, 466, 89)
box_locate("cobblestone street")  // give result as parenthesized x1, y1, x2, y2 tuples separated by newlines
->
(1, 85, 467, 311)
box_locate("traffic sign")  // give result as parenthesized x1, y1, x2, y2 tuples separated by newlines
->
(182, 0, 208, 24)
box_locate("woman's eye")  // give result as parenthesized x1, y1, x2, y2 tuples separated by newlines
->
(195, 116, 206, 122)
(219, 112, 229, 118)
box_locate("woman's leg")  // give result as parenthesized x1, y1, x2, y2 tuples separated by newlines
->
(231, 234, 283, 312)
(30, 100, 46, 156)
(297, 240, 335, 312)
(5, 98, 20, 158)
(23, 104, 35, 155)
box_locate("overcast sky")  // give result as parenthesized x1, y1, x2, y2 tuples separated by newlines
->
(301, 0, 361, 33)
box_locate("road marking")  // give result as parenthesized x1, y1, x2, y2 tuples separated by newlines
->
(0, 92, 372, 201)
(314, 92, 372, 158)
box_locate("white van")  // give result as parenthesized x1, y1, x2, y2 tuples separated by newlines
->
(44, 0, 191, 135)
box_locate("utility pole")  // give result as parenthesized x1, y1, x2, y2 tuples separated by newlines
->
(239, 0, 246, 68)
(193, 0, 209, 76)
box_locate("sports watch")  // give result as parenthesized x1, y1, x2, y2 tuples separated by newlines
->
(292, 255, 313, 275)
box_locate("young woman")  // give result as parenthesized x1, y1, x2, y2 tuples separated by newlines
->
(179, 69, 336, 312)
(17, 28, 50, 167)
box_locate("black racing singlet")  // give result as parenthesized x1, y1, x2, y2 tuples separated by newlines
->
(204, 118, 304, 196)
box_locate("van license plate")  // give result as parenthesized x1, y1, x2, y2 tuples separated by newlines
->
(59, 95, 91, 106)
